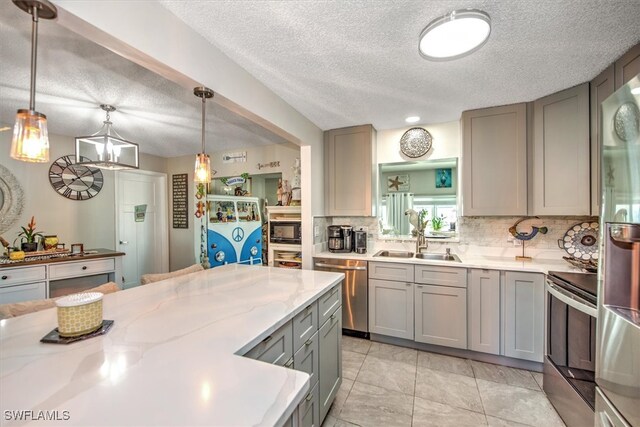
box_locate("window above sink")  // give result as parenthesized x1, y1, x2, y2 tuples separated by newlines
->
(378, 158, 459, 241)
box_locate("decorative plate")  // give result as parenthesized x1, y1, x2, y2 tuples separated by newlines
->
(614, 102, 640, 142)
(399, 127, 432, 158)
(558, 222, 599, 261)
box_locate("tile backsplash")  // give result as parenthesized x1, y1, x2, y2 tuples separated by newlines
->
(313, 215, 598, 250)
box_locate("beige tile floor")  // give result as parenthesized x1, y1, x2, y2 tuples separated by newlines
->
(322, 336, 566, 427)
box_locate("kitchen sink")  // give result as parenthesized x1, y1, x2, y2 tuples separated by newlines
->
(373, 250, 415, 258)
(414, 252, 461, 262)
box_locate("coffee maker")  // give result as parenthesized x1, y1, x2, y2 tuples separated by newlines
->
(328, 225, 353, 253)
(354, 229, 367, 254)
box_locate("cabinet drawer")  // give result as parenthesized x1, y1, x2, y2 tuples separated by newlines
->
(245, 321, 293, 366)
(369, 262, 414, 282)
(0, 266, 46, 287)
(318, 284, 341, 326)
(0, 282, 47, 305)
(294, 330, 319, 388)
(49, 258, 115, 280)
(298, 382, 320, 427)
(415, 265, 467, 288)
(293, 302, 318, 351)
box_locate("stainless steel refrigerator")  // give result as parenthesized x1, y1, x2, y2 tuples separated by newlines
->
(596, 74, 640, 427)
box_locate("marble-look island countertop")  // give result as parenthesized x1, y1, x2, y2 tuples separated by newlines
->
(0, 265, 344, 426)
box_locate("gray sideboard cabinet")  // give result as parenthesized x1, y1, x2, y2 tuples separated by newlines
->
(461, 103, 528, 216)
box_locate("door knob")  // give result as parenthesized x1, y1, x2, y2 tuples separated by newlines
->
(119, 241, 128, 245)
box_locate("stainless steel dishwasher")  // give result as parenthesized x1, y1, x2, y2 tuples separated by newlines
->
(314, 258, 368, 337)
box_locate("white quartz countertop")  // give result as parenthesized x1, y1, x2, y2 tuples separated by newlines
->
(0, 265, 344, 426)
(314, 248, 581, 275)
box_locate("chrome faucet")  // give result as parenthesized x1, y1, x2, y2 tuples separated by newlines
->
(416, 230, 428, 254)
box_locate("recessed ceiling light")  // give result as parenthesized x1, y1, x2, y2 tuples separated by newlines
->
(405, 116, 420, 123)
(419, 9, 491, 61)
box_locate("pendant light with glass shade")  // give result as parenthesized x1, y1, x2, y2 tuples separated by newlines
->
(10, 0, 57, 163)
(75, 104, 139, 170)
(193, 87, 214, 183)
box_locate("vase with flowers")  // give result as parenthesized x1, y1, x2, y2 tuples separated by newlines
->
(16, 216, 43, 252)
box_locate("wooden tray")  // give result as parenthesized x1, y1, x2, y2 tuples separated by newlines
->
(24, 249, 70, 258)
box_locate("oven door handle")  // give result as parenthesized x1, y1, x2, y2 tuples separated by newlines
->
(314, 263, 367, 271)
(546, 281, 598, 318)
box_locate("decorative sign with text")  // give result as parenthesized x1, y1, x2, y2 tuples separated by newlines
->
(172, 174, 188, 229)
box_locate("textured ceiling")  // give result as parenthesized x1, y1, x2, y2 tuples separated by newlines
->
(160, 0, 640, 130)
(0, 6, 291, 158)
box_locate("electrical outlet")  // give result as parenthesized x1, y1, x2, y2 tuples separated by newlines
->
(513, 239, 522, 247)
(314, 225, 320, 237)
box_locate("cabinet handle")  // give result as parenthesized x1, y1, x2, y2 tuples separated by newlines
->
(262, 335, 272, 344)
(82, 266, 88, 270)
(305, 392, 313, 401)
(406, 283, 412, 286)
(330, 313, 336, 320)
(417, 285, 423, 288)
(284, 358, 293, 368)
(1, 275, 7, 280)
(305, 338, 313, 346)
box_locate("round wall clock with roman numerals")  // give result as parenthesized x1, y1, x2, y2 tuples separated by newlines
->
(48, 155, 104, 201)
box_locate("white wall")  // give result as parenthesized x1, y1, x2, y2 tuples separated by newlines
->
(377, 121, 461, 163)
(52, 0, 325, 217)
(0, 131, 166, 251)
(211, 143, 300, 184)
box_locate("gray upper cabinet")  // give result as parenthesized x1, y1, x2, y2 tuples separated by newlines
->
(503, 272, 544, 363)
(532, 83, 590, 215)
(324, 125, 376, 216)
(461, 103, 528, 216)
(468, 269, 500, 355)
(590, 65, 615, 217)
(614, 42, 640, 90)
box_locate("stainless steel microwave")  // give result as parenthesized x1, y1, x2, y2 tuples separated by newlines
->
(270, 221, 301, 244)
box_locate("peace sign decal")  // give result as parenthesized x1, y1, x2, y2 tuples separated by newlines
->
(232, 227, 245, 242)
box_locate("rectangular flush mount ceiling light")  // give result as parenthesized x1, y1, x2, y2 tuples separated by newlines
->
(75, 104, 139, 170)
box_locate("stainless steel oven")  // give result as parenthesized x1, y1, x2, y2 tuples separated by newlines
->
(544, 271, 598, 427)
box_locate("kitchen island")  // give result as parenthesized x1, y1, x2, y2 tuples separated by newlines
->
(0, 264, 344, 426)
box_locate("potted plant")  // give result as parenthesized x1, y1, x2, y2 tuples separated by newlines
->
(16, 216, 43, 252)
(431, 215, 445, 232)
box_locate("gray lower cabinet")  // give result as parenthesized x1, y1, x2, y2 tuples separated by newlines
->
(298, 382, 320, 427)
(368, 278, 414, 340)
(244, 284, 342, 427)
(415, 284, 467, 349)
(468, 269, 501, 355)
(245, 321, 293, 366)
(319, 307, 342, 422)
(503, 272, 544, 362)
(294, 330, 319, 389)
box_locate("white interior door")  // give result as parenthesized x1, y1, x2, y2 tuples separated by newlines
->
(116, 171, 168, 288)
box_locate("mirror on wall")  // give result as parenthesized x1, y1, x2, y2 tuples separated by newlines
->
(378, 158, 458, 239)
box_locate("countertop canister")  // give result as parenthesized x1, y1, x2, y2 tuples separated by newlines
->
(55, 292, 104, 337)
